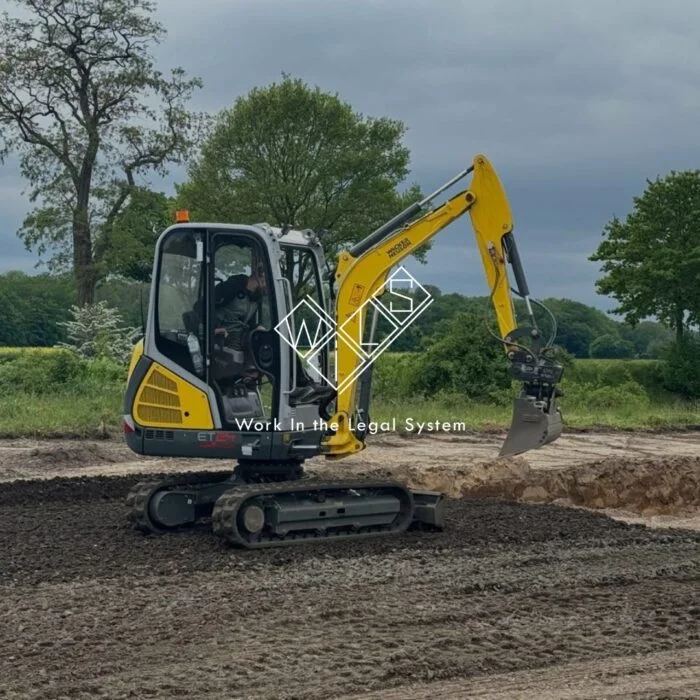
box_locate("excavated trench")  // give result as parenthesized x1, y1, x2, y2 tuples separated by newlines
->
(3, 432, 698, 520)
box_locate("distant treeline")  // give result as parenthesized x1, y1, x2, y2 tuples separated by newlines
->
(0, 271, 675, 360)
(380, 285, 676, 359)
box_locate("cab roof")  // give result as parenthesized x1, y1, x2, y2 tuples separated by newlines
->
(165, 221, 321, 248)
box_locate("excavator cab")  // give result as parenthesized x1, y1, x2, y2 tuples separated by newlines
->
(125, 220, 337, 463)
(123, 154, 564, 549)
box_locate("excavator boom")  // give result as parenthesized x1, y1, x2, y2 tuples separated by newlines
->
(323, 154, 563, 459)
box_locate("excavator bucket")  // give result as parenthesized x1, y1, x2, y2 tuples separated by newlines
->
(499, 396, 563, 458)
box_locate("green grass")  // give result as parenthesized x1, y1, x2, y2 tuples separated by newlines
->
(0, 346, 62, 365)
(0, 351, 698, 437)
(0, 389, 124, 438)
(0, 388, 697, 439)
(370, 397, 700, 432)
(366, 356, 700, 431)
(0, 347, 61, 354)
(370, 399, 510, 430)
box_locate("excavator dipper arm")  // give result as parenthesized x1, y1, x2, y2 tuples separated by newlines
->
(322, 154, 563, 459)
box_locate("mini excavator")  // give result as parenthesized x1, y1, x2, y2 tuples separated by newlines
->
(123, 154, 564, 548)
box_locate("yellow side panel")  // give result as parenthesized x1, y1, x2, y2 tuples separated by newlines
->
(133, 362, 214, 430)
(127, 339, 144, 380)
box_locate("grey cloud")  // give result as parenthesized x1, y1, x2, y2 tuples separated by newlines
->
(2, 0, 700, 315)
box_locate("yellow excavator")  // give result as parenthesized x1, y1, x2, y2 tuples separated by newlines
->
(123, 154, 564, 548)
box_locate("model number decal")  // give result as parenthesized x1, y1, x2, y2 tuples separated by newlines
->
(197, 432, 237, 448)
(387, 238, 411, 259)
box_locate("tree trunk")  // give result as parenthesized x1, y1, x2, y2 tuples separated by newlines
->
(73, 148, 98, 306)
(675, 305, 685, 343)
(73, 204, 95, 306)
(71, 129, 101, 306)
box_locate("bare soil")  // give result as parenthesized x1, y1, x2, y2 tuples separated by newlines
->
(1, 430, 698, 526)
(1, 430, 699, 699)
(2, 429, 698, 482)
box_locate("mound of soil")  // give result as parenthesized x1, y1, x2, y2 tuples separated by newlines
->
(402, 455, 700, 516)
(403, 457, 531, 499)
(537, 455, 700, 514)
(14, 442, 125, 470)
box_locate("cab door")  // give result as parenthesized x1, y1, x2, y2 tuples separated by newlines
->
(277, 241, 335, 426)
(282, 244, 332, 378)
(207, 230, 282, 428)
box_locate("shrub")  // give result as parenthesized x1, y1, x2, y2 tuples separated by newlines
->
(661, 338, 700, 398)
(0, 349, 127, 395)
(564, 359, 663, 392)
(86, 356, 129, 384)
(587, 381, 650, 409)
(0, 346, 61, 366)
(372, 353, 416, 399)
(406, 312, 512, 401)
(598, 362, 634, 387)
(57, 301, 141, 364)
(624, 359, 664, 390)
(0, 349, 87, 394)
(549, 344, 575, 371)
(561, 380, 650, 411)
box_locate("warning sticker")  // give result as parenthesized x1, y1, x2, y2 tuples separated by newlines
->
(349, 284, 365, 307)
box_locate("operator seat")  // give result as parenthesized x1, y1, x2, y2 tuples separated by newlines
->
(288, 355, 335, 406)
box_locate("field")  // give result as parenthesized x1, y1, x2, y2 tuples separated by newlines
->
(1, 348, 699, 437)
(2, 348, 699, 698)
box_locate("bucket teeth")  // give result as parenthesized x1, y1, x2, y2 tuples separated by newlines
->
(499, 397, 563, 457)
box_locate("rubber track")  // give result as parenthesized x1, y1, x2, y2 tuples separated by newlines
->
(125, 471, 235, 534)
(211, 480, 415, 549)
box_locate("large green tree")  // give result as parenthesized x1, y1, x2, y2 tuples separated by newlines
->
(589, 170, 700, 341)
(521, 298, 619, 358)
(177, 74, 426, 281)
(589, 333, 635, 359)
(617, 320, 673, 359)
(0, 0, 203, 305)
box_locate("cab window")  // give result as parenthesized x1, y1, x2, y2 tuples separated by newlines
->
(155, 229, 205, 376)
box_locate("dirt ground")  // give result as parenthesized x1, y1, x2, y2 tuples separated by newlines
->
(1, 429, 698, 527)
(1, 430, 699, 699)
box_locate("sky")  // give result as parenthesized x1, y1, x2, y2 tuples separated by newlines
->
(2, 0, 700, 314)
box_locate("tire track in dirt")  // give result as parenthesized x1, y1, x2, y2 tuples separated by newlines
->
(336, 647, 700, 699)
(1, 473, 699, 699)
